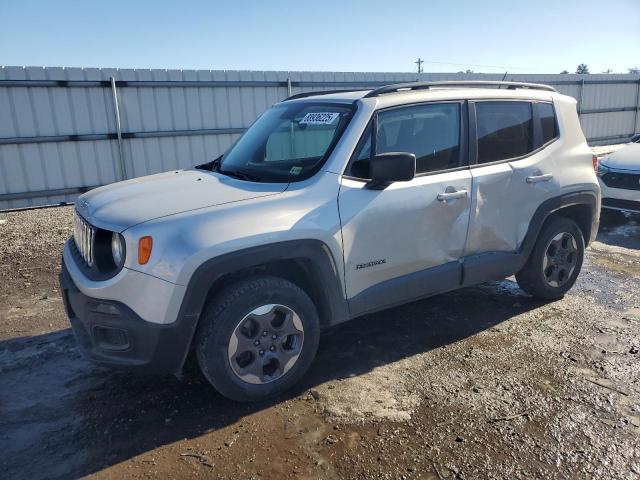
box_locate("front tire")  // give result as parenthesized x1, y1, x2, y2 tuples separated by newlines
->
(516, 216, 585, 300)
(195, 275, 320, 402)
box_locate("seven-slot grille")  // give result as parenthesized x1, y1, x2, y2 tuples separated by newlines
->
(73, 211, 95, 267)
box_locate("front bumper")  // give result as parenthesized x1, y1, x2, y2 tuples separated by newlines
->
(599, 176, 640, 213)
(602, 197, 640, 213)
(59, 260, 195, 374)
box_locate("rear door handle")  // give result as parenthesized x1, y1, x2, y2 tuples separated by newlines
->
(526, 173, 553, 183)
(437, 189, 468, 202)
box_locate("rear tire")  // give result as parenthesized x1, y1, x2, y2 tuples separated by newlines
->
(516, 216, 584, 300)
(195, 275, 320, 402)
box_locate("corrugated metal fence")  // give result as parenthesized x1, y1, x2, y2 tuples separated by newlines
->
(1, 66, 639, 210)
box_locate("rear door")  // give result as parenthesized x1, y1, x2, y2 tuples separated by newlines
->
(464, 100, 560, 264)
(338, 101, 472, 315)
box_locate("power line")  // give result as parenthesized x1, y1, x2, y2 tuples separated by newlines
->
(418, 59, 550, 71)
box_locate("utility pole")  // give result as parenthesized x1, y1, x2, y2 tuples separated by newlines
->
(415, 58, 424, 74)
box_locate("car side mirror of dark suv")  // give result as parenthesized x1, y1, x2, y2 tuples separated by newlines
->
(367, 152, 416, 189)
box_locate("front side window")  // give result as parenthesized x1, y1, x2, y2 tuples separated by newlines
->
(476, 101, 533, 163)
(220, 102, 354, 182)
(347, 103, 461, 178)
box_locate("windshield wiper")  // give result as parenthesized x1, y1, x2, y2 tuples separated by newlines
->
(197, 154, 261, 181)
(218, 169, 261, 182)
(195, 155, 222, 171)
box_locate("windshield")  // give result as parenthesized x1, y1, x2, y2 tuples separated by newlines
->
(218, 102, 355, 182)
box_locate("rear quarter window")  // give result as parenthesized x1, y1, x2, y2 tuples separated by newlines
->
(538, 102, 559, 145)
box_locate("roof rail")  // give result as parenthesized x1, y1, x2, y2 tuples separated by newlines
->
(364, 80, 557, 97)
(284, 88, 369, 101)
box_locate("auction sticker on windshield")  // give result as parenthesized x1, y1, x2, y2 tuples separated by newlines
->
(299, 112, 340, 125)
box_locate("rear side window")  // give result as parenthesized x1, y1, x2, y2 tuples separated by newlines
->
(538, 102, 558, 144)
(347, 103, 461, 178)
(475, 101, 533, 163)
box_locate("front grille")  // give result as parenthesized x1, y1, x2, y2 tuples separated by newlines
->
(601, 171, 640, 191)
(73, 211, 96, 267)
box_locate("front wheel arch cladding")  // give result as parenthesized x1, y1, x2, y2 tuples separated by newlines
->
(172, 239, 350, 372)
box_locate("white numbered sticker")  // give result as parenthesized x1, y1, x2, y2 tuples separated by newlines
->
(299, 112, 340, 125)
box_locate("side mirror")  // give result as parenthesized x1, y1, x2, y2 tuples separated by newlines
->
(368, 152, 416, 188)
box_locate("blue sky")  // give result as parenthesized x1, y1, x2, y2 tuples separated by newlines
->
(1, 0, 639, 74)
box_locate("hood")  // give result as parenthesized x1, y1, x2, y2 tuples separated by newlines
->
(77, 169, 288, 231)
(601, 143, 640, 171)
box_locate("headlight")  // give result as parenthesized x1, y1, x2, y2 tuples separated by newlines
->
(596, 162, 610, 177)
(111, 233, 125, 267)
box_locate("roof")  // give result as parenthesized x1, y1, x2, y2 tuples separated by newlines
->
(286, 90, 370, 102)
(284, 81, 563, 105)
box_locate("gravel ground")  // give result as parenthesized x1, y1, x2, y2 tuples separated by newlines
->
(0, 206, 639, 479)
(0, 206, 73, 339)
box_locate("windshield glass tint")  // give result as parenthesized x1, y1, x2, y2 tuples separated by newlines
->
(220, 102, 354, 182)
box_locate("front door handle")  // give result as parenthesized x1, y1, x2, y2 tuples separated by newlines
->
(526, 173, 553, 183)
(437, 189, 468, 202)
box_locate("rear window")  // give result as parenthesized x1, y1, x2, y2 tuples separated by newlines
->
(538, 102, 558, 145)
(476, 101, 533, 163)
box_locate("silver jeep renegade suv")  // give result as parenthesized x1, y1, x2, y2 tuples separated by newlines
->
(60, 81, 600, 401)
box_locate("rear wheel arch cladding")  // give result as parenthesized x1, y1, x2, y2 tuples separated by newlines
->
(520, 191, 598, 262)
(551, 203, 595, 245)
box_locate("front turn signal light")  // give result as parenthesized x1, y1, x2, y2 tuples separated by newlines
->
(138, 236, 153, 265)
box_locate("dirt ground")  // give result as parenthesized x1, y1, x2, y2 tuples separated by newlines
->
(1, 206, 639, 480)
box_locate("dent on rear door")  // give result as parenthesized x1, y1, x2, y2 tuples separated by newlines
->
(465, 152, 557, 255)
(465, 163, 521, 254)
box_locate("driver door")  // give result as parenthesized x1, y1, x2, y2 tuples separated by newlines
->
(338, 102, 472, 316)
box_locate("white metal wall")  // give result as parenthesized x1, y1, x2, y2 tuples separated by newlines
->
(1, 67, 639, 210)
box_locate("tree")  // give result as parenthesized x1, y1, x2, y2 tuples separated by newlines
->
(629, 67, 640, 74)
(602, 68, 612, 74)
(575, 64, 590, 74)
(560, 70, 569, 74)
